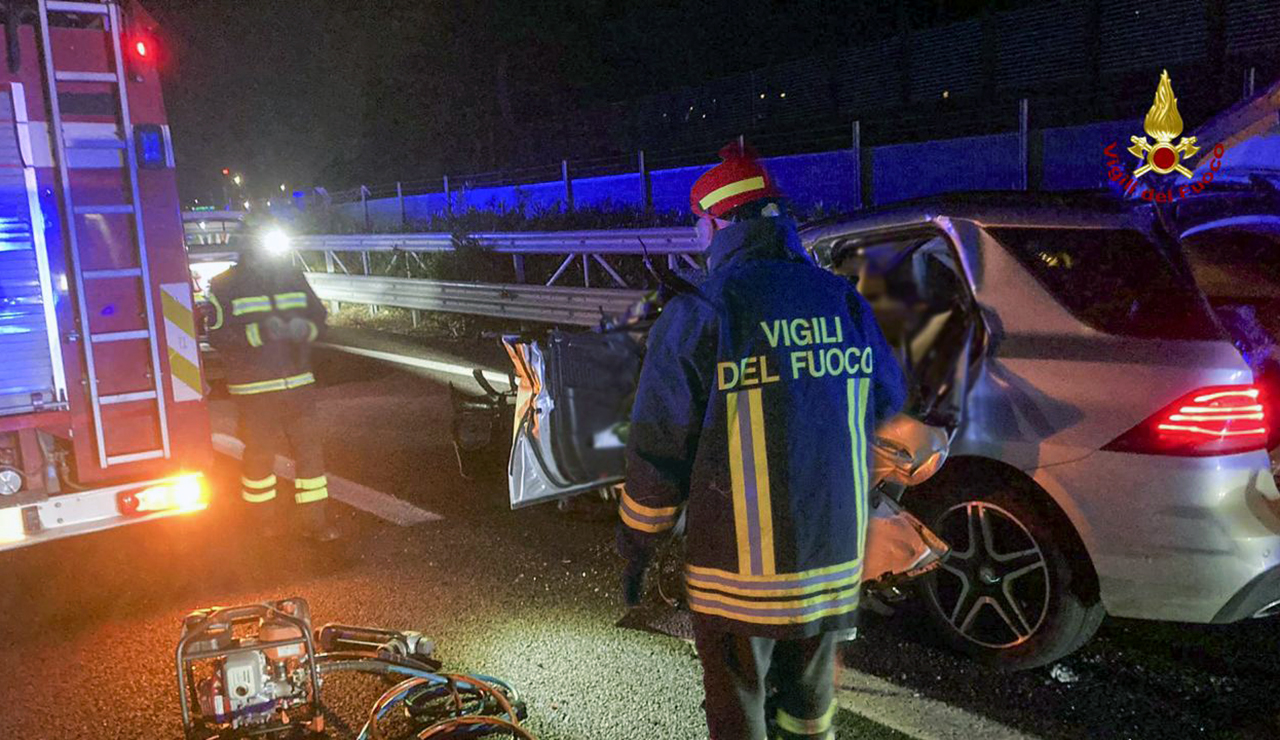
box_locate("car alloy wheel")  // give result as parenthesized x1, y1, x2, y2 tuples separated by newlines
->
(927, 501, 1050, 649)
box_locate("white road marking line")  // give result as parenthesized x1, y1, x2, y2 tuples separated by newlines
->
(837, 667, 1039, 740)
(211, 432, 442, 526)
(318, 342, 512, 389)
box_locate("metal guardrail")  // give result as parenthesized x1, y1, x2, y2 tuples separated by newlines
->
(289, 228, 700, 255)
(186, 226, 694, 324)
(305, 273, 646, 327)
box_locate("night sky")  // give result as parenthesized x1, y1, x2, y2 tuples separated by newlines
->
(149, 1, 1005, 204)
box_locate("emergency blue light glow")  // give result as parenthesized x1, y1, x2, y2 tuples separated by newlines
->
(134, 125, 165, 169)
(292, 191, 305, 198)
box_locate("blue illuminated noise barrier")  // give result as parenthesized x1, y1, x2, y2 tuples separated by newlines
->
(344, 120, 1131, 228)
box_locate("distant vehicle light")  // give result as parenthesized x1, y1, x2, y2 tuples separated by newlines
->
(135, 40, 148, 58)
(262, 228, 291, 256)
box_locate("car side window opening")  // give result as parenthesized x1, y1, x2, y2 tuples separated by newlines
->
(834, 232, 977, 423)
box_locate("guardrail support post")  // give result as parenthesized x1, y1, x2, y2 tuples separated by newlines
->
(396, 181, 405, 225)
(547, 254, 574, 286)
(851, 121, 862, 210)
(1019, 98, 1029, 191)
(512, 255, 525, 283)
(581, 254, 590, 287)
(638, 150, 651, 211)
(361, 185, 370, 231)
(443, 175, 451, 216)
(361, 250, 377, 315)
(562, 160, 574, 211)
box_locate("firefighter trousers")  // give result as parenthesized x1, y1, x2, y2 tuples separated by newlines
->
(692, 621, 840, 740)
(235, 385, 328, 509)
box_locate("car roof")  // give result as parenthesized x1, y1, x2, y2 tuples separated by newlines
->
(803, 190, 1139, 240)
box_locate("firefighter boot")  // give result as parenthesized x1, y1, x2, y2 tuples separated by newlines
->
(253, 499, 285, 539)
(298, 500, 342, 542)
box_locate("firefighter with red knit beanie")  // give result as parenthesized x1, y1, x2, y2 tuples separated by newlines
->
(618, 143, 907, 739)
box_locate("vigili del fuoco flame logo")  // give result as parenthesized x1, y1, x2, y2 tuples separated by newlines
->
(1104, 69, 1225, 202)
(1127, 70, 1198, 178)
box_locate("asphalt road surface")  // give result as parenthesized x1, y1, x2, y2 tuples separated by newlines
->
(2, 340, 1279, 739)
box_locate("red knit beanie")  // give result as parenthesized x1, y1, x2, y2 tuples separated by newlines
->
(689, 142, 780, 219)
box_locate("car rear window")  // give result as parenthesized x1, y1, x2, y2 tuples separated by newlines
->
(990, 227, 1222, 341)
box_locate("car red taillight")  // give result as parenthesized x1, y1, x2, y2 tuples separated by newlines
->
(1103, 385, 1270, 457)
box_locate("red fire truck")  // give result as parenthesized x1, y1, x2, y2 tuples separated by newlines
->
(0, 0, 210, 550)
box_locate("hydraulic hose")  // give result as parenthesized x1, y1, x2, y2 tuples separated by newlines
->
(315, 654, 534, 740)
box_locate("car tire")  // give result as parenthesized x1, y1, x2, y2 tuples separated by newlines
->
(905, 474, 1105, 670)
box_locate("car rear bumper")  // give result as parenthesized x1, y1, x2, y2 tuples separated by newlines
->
(1212, 562, 1280, 622)
(1035, 447, 1280, 623)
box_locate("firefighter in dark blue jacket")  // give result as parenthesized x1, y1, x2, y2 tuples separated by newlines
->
(206, 220, 340, 542)
(619, 144, 906, 740)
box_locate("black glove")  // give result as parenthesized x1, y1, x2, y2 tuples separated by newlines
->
(263, 316, 288, 341)
(285, 317, 312, 343)
(621, 557, 648, 608)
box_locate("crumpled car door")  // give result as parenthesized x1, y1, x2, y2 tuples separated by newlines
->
(505, 330, 641, 508)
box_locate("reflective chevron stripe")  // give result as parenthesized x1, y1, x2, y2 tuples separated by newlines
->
(160, 282, 203, 402)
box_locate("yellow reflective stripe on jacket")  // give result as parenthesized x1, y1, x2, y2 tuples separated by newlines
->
(619, 487, 679, 533)
(847, 377, 871, 559)
(227, 372, 315, 395)
(683, 559, 863, 624)
(294, 474, 328, 503)
(206, 292, 225, 331)
(727, 387, 775, 576)
(231, 295, 272, 315)
(685, 560, 863, 598)
(273, 291, 308, 310)
(245, 322, 263, 347)
(621, 488, 678, 519)
(776, 701, 837, 736)
(306, 320, 319, 342)
(684, 580, 861, 626)
(620, 506, 676, 534)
